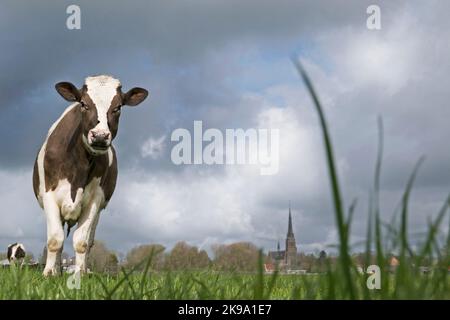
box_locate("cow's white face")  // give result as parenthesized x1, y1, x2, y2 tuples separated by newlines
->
(55, 75, 148, 156)
(82, 76, 121, 154)
(7, 243, 26, 262)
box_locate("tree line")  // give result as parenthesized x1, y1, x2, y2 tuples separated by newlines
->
(35, 241, 337, 274)
(85, 241, 263, 274)
(6, 241, 422, 274)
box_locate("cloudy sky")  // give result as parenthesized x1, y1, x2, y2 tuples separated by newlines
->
(0, 0, 449, 258)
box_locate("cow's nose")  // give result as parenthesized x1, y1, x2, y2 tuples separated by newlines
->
(92, 131, 111, 141)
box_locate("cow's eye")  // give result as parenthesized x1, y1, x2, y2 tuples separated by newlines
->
(113, 106, 121, 113)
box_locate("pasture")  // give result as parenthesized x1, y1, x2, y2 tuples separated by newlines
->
(0, 265, 449, 299)
(1, 62, 448, 301)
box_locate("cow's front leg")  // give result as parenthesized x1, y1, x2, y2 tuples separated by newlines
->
(43, 195, 65, 276)
(73, 193, 102, 273)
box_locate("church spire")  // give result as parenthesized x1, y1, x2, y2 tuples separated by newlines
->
(285, 201, 297, 267)
(287, 201, 293, 236)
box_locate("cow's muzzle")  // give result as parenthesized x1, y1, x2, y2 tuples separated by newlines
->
(89, 130, 111, 150)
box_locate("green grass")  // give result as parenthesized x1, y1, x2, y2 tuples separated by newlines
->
(0, 59, 448, 300)
(0, 264, 448, 299)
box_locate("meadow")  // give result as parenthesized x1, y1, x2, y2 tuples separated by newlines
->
(0, 60, 448, 300)
(0, 262, 449, 299)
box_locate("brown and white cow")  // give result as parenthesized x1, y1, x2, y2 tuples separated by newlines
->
(32, 75, 148, 276)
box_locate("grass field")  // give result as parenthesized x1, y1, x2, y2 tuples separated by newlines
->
(0, 264, 449, 299)
(1, 61, 448, 300)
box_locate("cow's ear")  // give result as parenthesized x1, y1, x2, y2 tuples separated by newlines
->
(55, 82, 81, 102)
(123, 87, 148, 106)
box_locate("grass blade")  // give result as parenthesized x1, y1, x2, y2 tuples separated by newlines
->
(292, 56, 355, 299)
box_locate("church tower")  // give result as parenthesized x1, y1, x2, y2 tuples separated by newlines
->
(285, 202, 297, 267)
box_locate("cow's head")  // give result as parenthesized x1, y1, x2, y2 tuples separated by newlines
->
(55, 75, 148, 155)
(7, 243, 26, 262)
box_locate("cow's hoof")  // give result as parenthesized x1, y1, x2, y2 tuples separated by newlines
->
(43, 268, 60, 277)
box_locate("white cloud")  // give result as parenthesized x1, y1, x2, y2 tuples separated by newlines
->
(141, 135, 166, 159)
(0, 170, 45, 255)
(317, 11, 422, 95)
(0, 98, 328, 257)
(97, 100, 329, 254)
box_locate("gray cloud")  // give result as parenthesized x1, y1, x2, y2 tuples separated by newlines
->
(0, 1, 449, 258)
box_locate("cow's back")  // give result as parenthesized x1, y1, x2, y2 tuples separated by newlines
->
(33, 104, 79, 206)
(32, 155, 41, 207)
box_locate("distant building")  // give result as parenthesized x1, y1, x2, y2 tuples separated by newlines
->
(387, 256, 400, 273)
(267, 203, 298, 270)
(389, 256, 400, 267)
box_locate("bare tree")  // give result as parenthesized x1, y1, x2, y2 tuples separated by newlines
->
(125, 244, 165, 271)
(88, 241, 118, 274)
(212, 242, 260, 272)
(165, 241, 211, 270)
